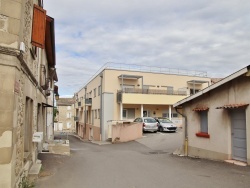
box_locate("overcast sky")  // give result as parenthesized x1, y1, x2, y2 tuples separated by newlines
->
(44, 0, 250, 97)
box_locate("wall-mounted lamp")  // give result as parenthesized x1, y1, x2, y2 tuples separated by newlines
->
(55, 94, 60, 100)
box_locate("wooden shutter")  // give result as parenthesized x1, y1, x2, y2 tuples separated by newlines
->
(31, 5, 46, 49)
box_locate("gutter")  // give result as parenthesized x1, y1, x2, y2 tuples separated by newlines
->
(175, 107, 188, 156)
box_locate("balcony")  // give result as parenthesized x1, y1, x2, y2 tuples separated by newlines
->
(117, 88, 187, 105)
(85, 98, 92, 106)
(74, 116, 79, 122)
(119, 88, 187, 95)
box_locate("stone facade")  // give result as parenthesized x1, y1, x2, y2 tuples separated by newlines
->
(54, 98, 75, 133)
(0, 1, 58, 187)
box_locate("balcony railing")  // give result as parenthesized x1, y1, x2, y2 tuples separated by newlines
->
(74, 116, 79, 122)
(118, 88, 187, 95)
(85, 98, 92, 106)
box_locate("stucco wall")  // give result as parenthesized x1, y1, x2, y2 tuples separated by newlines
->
(112, 122, 142, 143)
(182, 76, 250, 163)
(75, 68, 209, 141)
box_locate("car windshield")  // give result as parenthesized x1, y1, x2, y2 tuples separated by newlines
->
(144, 118, 156, 123)
(158, 118, 172, 123)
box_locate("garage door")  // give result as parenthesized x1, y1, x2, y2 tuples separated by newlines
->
(231, 109, 247, 162)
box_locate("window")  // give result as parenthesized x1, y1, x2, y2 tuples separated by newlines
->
(190, 89, 200, 95)
(67, 112, 71, 118)
(172, 113, 178, 118)
(196, 110, 210, 138)
(123, 109, 127, 119)
(94, 88, 96, 97)
(200, 111, 208, 133)
(95, 110, 97, 119)
(67, 122, 71, 129)
(162, 113, 178, 118)
(98, 85, 101, 96)
(98, 109, 100, 119)
(89, 91, 92, 98)
(123, 108, 135, 119)
(92, 110, 94, 124)
(121, 85, 135, 93)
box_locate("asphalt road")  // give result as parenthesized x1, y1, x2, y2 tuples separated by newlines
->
(36, 130, 250, 188)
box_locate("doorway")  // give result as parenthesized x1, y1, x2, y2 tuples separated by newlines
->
(231, 109, 247, 162)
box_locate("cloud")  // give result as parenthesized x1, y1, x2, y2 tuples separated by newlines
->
(44, 0, 250, 95)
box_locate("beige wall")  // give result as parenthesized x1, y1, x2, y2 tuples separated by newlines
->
(75, 68, 210, 141)
(182, 76, 250, 163)
(112, 122, 142, 143)
(122, 93, 186, 105)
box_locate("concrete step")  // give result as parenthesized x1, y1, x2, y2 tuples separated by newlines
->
(28, 163, 42, 181)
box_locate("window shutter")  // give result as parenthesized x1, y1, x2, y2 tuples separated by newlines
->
(31, 5, 46, 49)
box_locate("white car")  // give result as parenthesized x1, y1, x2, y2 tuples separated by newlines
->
(155, 117, 177, 132)
(134, 117, 158, 132)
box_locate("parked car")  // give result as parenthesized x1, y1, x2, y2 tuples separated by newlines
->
(154, 117, 177, 132)
(134, 117, 158, 132)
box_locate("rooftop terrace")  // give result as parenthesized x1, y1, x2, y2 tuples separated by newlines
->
(78, 62, 208, 92)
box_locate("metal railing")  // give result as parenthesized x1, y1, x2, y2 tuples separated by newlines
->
(74, 116, 79, 122)
(85, 98, 92, 105)
(118, 88, 187, 95)
(77, 62, 208, 92)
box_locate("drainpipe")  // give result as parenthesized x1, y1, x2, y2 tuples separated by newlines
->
(100, 73, 104, 141)
(175, 107, 188, 156)
(84, 87, 87, 138)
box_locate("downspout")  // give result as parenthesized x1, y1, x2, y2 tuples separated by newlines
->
(175, 107, 188, 156)
(100, 73, 104, 141)
(84, 87, 87, 138)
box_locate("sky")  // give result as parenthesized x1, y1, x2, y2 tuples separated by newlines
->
(44, 0, 250, 97)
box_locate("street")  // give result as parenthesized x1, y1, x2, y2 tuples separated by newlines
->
(36, 130, 250, 188)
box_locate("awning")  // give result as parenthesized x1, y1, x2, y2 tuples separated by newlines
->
(216, 103, 249, 109)
(42, 102, 53, 108)
(187, 80, 209, 85)
(193, 107, 209, 111)
(118, 74, 143, 79)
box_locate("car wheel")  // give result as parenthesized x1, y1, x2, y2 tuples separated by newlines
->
(159, 127, 163, 132)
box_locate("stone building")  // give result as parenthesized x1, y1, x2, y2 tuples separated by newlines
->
(54, 98, 75, 133)
(0, 0, 58, 187)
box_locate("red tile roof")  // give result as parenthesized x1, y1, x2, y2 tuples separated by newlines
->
(216, 103, 249, 109)
(193, 107, 209, 111)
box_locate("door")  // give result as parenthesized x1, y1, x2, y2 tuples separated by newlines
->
(231, 109, 247, 162)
